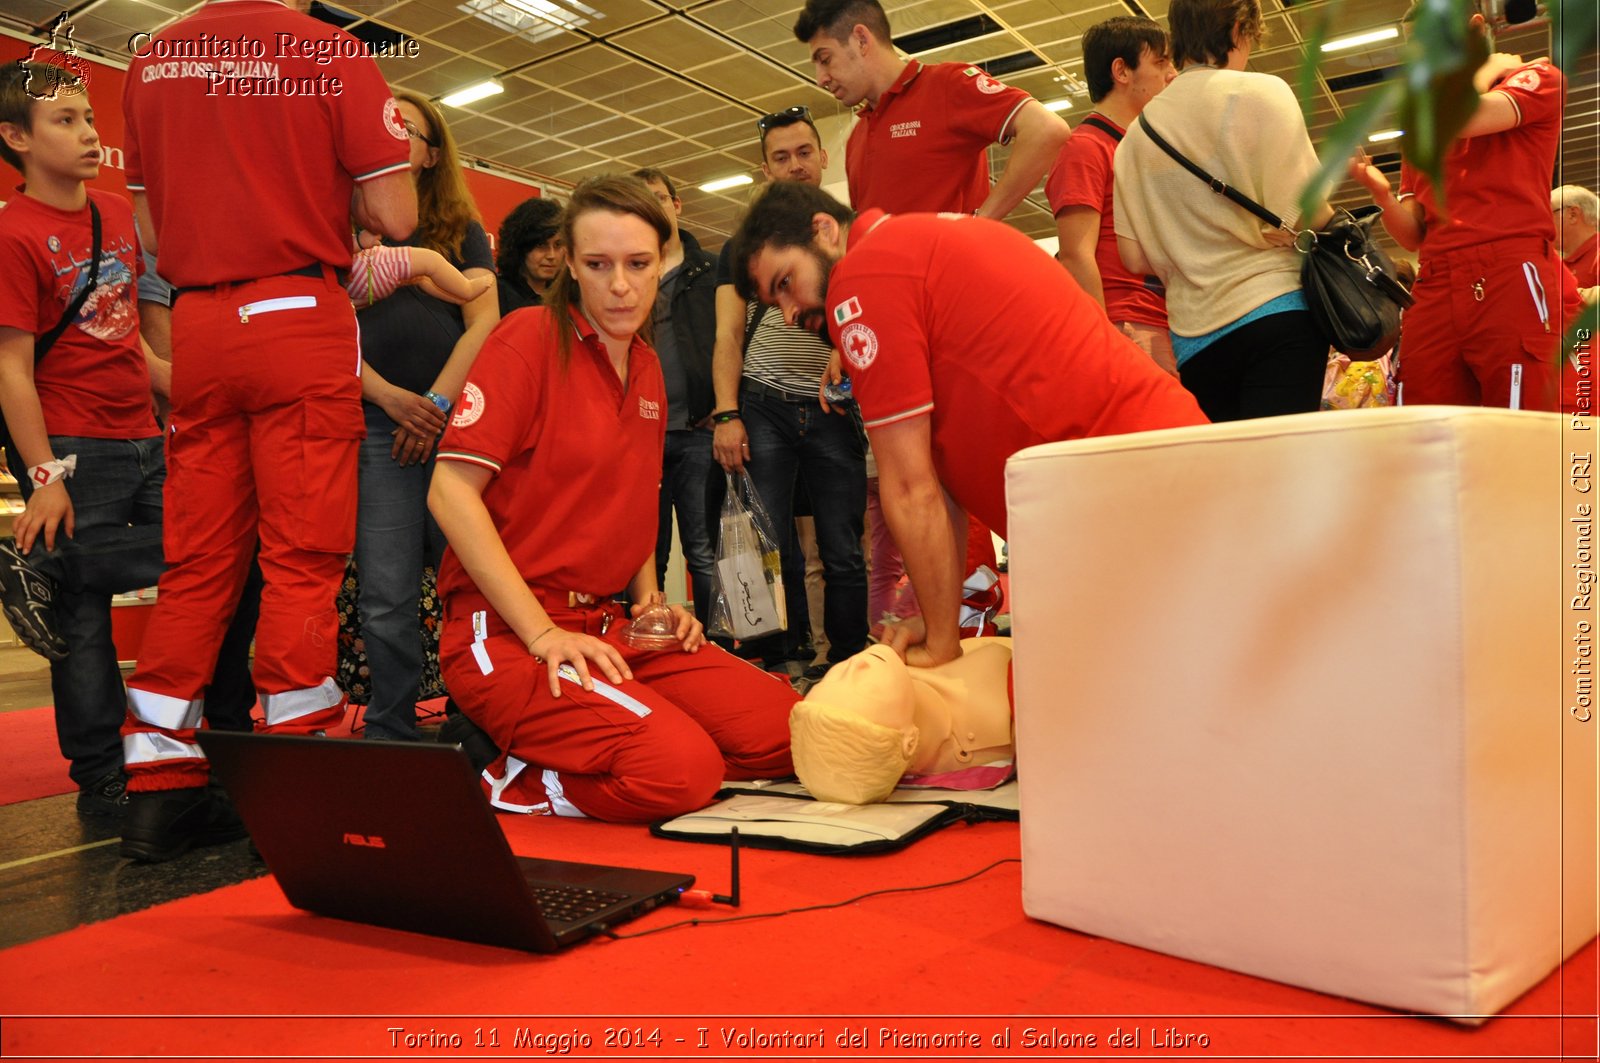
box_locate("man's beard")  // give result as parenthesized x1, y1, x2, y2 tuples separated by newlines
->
(798, 246, 836, 342)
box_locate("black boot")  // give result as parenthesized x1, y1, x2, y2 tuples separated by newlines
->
(121, 782, 248, 863)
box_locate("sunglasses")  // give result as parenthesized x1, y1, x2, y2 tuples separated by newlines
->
(403, 119, 440, 148)
(756, 105, 813, 136)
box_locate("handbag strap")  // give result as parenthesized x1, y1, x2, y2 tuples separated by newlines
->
(1080, 113, 1123, 141)
(1136, 114, 1296, 238)
(34, 198, 102, 361)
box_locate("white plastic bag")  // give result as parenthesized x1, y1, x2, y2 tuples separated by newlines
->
(708, 471, 786, 641)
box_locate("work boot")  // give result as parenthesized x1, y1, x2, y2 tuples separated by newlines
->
(121, 782, 248, 863)
(0, 537, 67, 660)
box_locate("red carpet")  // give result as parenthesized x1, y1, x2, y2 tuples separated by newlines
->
(0, 705, 70, 803)
(1, 811, 1595, 1060)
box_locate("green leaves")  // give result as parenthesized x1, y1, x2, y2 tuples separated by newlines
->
(1300, 79, 1403, 218)
(1552, 2, 1600, 71)
(1297, 0, 1488, 220)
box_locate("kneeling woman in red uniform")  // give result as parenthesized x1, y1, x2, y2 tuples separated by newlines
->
(428, 176, 796, 821)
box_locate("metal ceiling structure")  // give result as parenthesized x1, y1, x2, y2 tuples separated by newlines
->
(3, 0, 1595, 245)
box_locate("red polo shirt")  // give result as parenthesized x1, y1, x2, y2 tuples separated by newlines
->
(436, 307, 666, 617)
(1044, 114, 1168, 328)
(1567, 233, 1599, 290)
(123, 0, 411, 287)
(826, 210, 1207, 537)
(1398, 59, 1564, 260)
(845, 60, 1032, 214)
(1561, 234, 1598, 415)
(0, 189, 158, 439)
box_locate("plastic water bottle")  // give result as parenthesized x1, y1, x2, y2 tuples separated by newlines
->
(821, 377, 855, 406)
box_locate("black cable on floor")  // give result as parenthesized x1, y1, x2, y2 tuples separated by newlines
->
(599, 857, 1020, 941)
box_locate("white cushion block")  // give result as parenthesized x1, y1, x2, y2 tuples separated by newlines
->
(1007, 407, 1596, 1021)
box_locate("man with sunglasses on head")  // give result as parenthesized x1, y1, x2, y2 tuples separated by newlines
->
(710, 106, 868, 685)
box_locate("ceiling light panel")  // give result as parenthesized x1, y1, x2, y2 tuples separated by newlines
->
(694, 0, 802, 53)
(376, 0, 463, 35)
(522, 45, 633, 83)
(682, 51, 784, 98)
(458, 0, 603, 45)
(422, 58, 504, 93)
(81, 0, 163, 32)
(1321, 26, 1400, 52)
(612, 19, 735, 69)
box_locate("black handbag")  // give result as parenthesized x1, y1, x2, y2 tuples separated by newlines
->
(1137, 115, 1413, 358)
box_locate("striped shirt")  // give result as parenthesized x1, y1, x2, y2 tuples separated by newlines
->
(742, 302, 833, 396)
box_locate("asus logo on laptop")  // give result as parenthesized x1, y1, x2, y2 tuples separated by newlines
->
(342, 833, 386, 849)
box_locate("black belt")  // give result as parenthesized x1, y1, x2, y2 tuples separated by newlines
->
(741, 378, 817, 405)
(172, 263, 337, 303)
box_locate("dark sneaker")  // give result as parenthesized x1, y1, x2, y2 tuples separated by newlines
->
(0, 537, 66, 661)
(120, 783, 248, 863)
(76, 769, 129, 817)
(792, 661, 833, 694)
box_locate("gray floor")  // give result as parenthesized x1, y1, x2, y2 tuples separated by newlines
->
(0, 646, 268, 950)
(0, 792, 267, 950)
(0, 644, 52, 713)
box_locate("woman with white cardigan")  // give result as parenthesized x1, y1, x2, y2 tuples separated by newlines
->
(1113, 0, 1333, 422)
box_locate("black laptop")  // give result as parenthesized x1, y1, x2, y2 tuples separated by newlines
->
(197, 730, 694, 952)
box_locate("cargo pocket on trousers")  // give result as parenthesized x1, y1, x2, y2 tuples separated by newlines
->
(291, 401, 365, 553)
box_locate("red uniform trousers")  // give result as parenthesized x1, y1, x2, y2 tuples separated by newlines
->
(441, 593, 797, 823)
(123, 271, 362, 791)
(1401, 238, 1564, 411)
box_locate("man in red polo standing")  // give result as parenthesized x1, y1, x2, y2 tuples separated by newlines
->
(119, 0, 417, 861)
(731, 182, 1207, 668)
(793, 0, 1068, 219)
(1351, 1, 1566, 411)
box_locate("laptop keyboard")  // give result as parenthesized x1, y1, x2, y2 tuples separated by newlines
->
(530, 885, 629, 923)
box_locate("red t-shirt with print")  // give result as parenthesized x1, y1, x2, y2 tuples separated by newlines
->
(0, 188, 157, 439)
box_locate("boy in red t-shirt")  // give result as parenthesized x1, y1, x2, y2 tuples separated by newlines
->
(0, 61, 170, 816)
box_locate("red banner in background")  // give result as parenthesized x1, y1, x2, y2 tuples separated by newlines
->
(0, 31, 543, 257)
(465, 166, 543, 250)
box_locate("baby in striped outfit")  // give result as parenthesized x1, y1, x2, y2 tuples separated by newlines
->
(346, 241, 493, 308)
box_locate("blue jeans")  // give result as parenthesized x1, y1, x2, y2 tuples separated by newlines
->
(655, 428, 718, 626)
(10, 436, 261, 784)
(13, 436, 165, 786)
(354, 401, 445, 741)
(741, 389, 868, 664)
